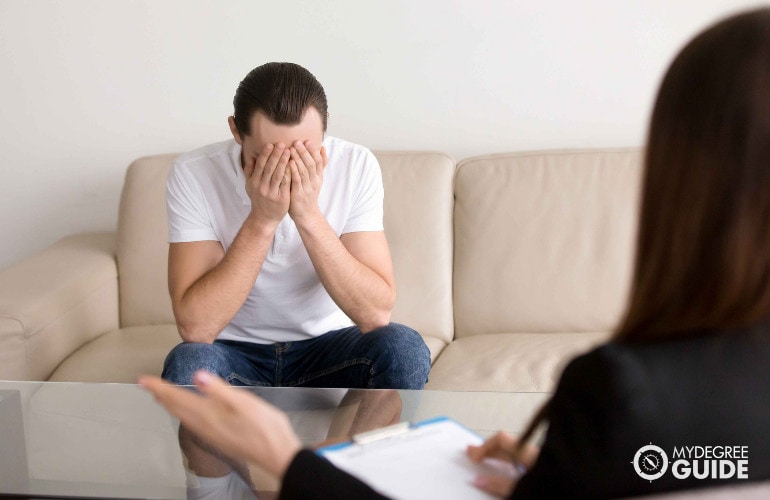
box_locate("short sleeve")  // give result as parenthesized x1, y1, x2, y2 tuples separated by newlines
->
(166, 162, 218, 243)
(342, 149, 384, 235)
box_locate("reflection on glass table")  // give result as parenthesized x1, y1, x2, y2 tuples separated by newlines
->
(0, 381, 548, 499)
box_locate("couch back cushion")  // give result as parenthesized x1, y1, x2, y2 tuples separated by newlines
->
(116, 151, 456, 346)
(117, 154, 177, 327)
(452, 149, 642, 338)
(375, 152, 455, 346)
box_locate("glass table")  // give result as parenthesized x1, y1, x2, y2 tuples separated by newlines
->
(0, 381, 549, 499)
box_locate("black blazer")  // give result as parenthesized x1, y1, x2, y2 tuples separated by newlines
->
(280, 323, 770, 499)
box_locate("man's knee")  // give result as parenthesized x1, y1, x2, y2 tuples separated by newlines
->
(161, 342, 229, 385)
(366, 323, 431, 389)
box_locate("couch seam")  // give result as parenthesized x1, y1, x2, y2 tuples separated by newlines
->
(0, 315, 28, 379)
(0, 315, 24, 329)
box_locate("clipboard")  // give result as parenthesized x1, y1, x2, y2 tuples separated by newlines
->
(316, 416, 520, 500)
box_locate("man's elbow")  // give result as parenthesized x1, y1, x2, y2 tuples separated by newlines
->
(358, 288, 396, 333)
(175, 318, 217, 344)
(358, 309, 392, 334)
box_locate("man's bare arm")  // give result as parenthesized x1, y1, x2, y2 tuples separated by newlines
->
(168, 223, 274, 343)
(168, 144, 292, 343)
(298, 223, 396, 333)
(288, 140, 396, 333)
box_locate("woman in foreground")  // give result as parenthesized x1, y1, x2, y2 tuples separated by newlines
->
(141, 8, 770, 499)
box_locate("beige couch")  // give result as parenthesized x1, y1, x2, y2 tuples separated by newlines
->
(0, 148, 642, 392)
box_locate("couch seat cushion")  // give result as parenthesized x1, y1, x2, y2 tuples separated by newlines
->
(48, 325, 180, 383)
(423, 335, 448, 364)
(425, 332, 609, 392)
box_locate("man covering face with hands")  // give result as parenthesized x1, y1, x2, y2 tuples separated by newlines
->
(162, 62, 430, 391)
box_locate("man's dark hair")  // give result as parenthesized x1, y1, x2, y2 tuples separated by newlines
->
(232, 62, 328, 136)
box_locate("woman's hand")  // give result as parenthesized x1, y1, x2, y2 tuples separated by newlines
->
(467, 431, 540, 497)
(140, 371, 301, 479)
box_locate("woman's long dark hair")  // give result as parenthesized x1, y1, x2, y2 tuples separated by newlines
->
(617, 8, 770, 342)
(517, 7, 770, 453)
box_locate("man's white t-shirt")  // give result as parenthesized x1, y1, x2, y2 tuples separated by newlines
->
(166, 136, 384, 344)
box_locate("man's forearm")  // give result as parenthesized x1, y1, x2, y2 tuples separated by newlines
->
(173, 220, 276, 343)
(294, 212, 395, 333)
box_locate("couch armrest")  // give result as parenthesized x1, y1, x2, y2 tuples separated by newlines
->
(0, 233, 119, 381)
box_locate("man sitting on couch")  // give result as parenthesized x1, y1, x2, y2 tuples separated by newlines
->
(161, 62, 430, 391)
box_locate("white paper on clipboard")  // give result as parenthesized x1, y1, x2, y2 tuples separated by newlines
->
(316, 416, 519, 500)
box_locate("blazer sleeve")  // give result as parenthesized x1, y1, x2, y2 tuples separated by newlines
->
(510, 345, 649, 499)
(279, 449, 392, 500)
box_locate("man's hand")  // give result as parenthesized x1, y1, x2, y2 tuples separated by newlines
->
(288, 140, 328, 223)
(244, 143, 292, 228)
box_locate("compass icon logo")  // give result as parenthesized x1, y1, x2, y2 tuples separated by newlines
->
(633, 444, 669, 481)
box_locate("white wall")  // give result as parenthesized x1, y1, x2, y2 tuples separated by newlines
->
(0, 0, 761, 270)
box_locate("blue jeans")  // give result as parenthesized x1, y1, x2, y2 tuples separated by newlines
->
(161, 323, 431, 389)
